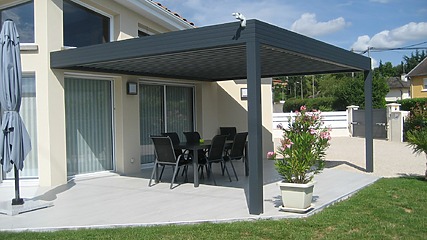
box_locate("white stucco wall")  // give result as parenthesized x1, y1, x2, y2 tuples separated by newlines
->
(12, 0, 274, 186)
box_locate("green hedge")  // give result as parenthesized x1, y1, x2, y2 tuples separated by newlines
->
(282, 97, 336, 112)
(397, 98, 427, 111)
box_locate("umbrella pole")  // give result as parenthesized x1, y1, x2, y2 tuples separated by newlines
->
(12, 165, 24, 205)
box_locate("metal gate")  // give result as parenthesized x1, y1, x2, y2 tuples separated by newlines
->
(352, 108, 387, 139)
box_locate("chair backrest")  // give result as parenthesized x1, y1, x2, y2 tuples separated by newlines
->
(183, 131, 201, 144)
(151, 136, 177, 164)
(229, 132, 248, 159)
(207, 135, 227, 161)
(220, 127, 237, 141)
(161, 132, 180, 145)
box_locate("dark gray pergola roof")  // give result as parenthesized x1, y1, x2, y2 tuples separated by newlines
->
(51, 20, 370, 80)
(51, 20, 373, 215)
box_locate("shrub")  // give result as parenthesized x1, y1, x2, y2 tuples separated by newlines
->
(283, 97, 336, 112)
(398, 98, 427, 111)
(268, 106, 331, 183)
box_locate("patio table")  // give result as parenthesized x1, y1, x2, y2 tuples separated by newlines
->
(176, 140, 234, 187)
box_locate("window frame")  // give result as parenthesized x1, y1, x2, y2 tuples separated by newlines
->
(0, 0, 35, 44)
(63, 0, 114, 48)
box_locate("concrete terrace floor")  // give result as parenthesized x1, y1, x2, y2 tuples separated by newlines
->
(0, 137, 424, 232)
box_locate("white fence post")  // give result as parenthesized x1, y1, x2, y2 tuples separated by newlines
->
(346, 105, 359, 137)
(386, 103, 404, 142)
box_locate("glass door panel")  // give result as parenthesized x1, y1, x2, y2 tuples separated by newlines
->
(65, 78, 113, 176)
(139, 84, 164, 164)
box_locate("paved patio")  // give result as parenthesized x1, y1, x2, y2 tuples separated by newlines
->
(0, 137, 423, 232)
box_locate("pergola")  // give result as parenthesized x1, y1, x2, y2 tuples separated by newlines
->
(51, 20, 373, 215)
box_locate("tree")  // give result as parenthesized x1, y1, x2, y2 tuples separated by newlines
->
(377, 61, 397, 78)
(392, 50, 427, 76)
(332, 73, 388, 110)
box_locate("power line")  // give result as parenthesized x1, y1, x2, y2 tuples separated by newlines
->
(355, 41, 427, 54)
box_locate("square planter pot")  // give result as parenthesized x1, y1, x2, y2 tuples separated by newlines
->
(278, 181, 316, 212)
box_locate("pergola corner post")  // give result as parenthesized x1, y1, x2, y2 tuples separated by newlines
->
(246, 39, 263, 215)
(364, 70, 374, 172)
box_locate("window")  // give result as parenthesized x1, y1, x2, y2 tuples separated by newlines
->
(2, 74, 38, 179)
(63, 0, 110, 47)
(0, 1, 34, 43)
(423, 78, 427, 90)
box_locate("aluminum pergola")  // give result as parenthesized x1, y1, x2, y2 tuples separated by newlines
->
(51, 19, 373, 215)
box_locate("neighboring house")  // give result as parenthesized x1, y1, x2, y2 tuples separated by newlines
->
(385, 77, 411, 102)
(407, 57, 427, 98)
(0, 0, 274, 186)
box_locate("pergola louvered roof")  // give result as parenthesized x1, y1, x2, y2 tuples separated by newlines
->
(51, 20, 371, 80)
(50, 19, 374, 215)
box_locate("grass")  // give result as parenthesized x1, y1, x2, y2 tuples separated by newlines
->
(1, 177, 426, 239)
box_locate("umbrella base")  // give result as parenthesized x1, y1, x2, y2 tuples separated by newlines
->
(0, 199, 53, 216)
(12, 198, 24, 205)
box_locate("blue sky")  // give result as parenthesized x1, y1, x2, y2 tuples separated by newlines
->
(158, 0, 427, 68)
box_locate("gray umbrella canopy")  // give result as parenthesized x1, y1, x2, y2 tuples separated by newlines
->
(0, 20, 31, 174)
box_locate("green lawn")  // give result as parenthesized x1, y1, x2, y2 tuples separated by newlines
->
(1, 177, 426, 239)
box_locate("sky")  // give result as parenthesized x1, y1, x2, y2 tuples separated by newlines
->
(158, 0, 427, 68)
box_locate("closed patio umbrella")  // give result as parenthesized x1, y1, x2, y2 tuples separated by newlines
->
(0, 19, 31, 205)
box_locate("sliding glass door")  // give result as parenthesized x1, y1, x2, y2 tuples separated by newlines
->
(65, 77, 114, 176)
(139, 83, 194, 164)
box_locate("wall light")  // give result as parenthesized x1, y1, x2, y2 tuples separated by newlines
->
(127, 82, 138, 95)
(240, 88, 248, 100)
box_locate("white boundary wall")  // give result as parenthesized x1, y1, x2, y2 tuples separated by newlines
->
(272, 111, 350, 140)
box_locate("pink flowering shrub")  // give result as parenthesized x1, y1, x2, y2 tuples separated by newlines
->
(269, 106, 331, 183)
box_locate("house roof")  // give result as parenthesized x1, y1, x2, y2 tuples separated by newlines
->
(51, 20, 370, 81)
(387, 77, 410, 89)
(113, 0, 195, 30)
(150, 1, 195, 26)
(407, 57, 427, 77)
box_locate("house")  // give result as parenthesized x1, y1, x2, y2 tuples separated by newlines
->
(385, 77, 411, 102)
(0, 0, 274, 187)
(407, 57, 427, 98)
(1, 0, 372, 214)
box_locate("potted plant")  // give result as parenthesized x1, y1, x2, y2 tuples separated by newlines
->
(268, 105, 331, 212)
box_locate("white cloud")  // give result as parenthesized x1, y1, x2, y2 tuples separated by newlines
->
(290, 13, 348, 37)
(351, 22, 427, 51)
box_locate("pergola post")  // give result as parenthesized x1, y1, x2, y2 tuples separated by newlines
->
(364, 70, 374, 172)
(246, 39, 263, 214)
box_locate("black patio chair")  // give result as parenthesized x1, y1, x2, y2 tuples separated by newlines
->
(162, 132, 192, 176)
(149, 136, 189, 189)
(223, 132, 248, 181)
(200, 134, 231, 185)
(220, 127, 237, 141)
(161, 132, 185, 159)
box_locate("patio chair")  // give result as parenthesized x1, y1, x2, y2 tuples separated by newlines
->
(162, 132, 191, 176)
(201, 134, 231, 185)
(183, 131, 207, 160)
(220, 127, 237, 141)
(223, 132, 248, 181)
(149, 136, 190, 189)
(220, 127, 237, 153)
